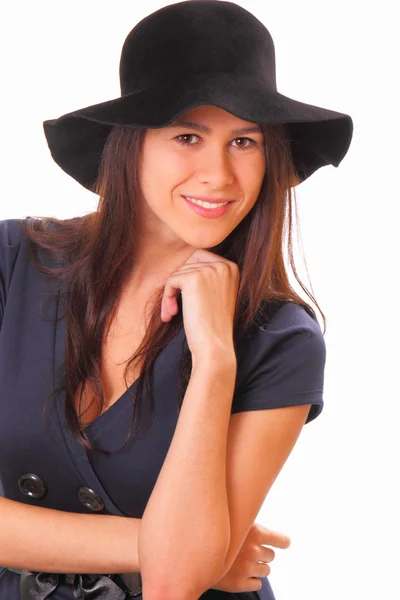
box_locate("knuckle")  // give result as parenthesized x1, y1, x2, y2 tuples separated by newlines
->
(231, 575, 242, 590)
(219, 260, 232, 271)
(268, 548, 276, 561)
(257, 545, 275, 562)
(262, 563, 271, 576)
(193, 270, 203, 281)
(252, 524, 263, 540)
(263, 547, 276, 561)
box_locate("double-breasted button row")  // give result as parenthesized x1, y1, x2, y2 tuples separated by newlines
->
(18, 473, 105, 511)
(77, 486, 105, 511)
(18, 473, 47, 499)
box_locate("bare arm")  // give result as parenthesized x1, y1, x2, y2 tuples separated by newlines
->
(0, 496, 140, 574)
(138, 354, 236, 600)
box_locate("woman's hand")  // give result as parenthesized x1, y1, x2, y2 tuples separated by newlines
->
(211, 522, 291, 594)
(160, 249, 239, 362)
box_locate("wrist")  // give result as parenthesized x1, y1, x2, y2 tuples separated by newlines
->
(191, 347, 237, 376)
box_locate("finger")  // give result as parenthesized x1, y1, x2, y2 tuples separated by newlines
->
(175, 261, 225, 270)
(163, 281, 182, 303)
(258, 546, 276, 563)
(262, 534, 291, 550)
(161, 296, 178, 322)
(257, 525, 291, 549)
(254, 561, 271, 577)
(169, 297, 179, 316)
(161, 281, 181, 321)
(181, 249, 222, 265)
(246, 578, 265, 593)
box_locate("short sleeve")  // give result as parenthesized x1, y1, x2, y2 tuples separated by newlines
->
(232, 301, 326, 424)
(0, 218, 25, 329)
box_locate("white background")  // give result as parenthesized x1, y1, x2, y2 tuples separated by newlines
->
(1, 1, 399, 599)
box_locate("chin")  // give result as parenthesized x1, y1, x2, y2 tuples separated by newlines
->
(188, 234, 228, 250)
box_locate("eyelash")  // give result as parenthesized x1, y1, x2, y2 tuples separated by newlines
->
(175, 133, 257, 150)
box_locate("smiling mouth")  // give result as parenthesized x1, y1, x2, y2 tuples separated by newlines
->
(182, 195, 234, 218)
(183, 196, 233, 207)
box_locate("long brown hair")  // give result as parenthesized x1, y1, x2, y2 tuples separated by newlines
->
(19, 122, 326, 455)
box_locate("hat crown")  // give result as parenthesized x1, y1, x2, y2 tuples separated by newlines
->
(42, 0, 353, 191)
(119, 0, 277, 96)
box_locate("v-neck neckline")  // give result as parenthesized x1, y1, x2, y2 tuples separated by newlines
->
(51, 284, 130, 515)
(49, 277, 185, 516)
(54, 285, 141, 433)
(53, 281, 184, 436)
(83, 378, 141, 435)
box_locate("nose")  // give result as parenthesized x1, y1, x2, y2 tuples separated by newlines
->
(196, 144, 235, 188)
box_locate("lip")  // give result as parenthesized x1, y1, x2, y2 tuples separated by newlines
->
(183, 195, 235, 204)
(183, 196, 234, 219)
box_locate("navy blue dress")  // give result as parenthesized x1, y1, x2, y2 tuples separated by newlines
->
(0, 217, 326, 599)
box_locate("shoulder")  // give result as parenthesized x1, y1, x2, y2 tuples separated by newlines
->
(0, 217, 31, 279)
(258, 298, 321, 331)
(233, 300, 326, 423)
(0, 217, 27, 247)
(238, 300, 325, 362)
(0, 215, 52, 287)
(0, 218, 30, 323)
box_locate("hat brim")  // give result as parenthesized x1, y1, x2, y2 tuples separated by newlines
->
(43, 74, 353, 191)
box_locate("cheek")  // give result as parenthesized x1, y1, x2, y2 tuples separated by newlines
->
(145, 151, 190, 190)
(240, 156, 266, 193)
(162, 152, 192, 179)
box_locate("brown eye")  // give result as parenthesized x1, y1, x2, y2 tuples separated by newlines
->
(175, 134, 256, 149)
(176, 134, 198, 145)
(233, 137, 256, 149)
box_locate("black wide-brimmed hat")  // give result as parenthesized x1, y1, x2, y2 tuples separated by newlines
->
(43, 0, 353, 192)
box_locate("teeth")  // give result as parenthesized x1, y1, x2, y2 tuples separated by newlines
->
(186, 196, 229, 209)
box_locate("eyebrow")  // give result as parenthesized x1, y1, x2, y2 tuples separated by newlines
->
(165, 120, 263, 136)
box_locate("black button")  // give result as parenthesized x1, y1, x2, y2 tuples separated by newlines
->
(77, 486, 104, 512)
(18, 473, 47, 499)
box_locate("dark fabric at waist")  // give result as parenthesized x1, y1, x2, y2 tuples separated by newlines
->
(2, 566, 142, 598)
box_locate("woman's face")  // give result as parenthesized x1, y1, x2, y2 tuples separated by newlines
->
(137, 104, 267, 250)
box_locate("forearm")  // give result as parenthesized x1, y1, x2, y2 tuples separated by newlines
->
(138, 354, 237, 600)
(0, 496, 140, 574)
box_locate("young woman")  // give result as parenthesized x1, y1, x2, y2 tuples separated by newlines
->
(0, 1, 353, 599)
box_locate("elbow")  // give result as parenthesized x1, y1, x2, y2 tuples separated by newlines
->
(144, 577, 220, 600)
(142, 540, 229, 600)
(139, 518, 231, 600)
(142, 586, 197, 600)
(142, 564, 226, 600)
